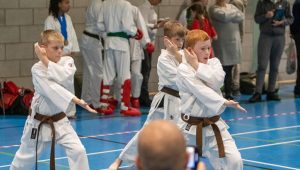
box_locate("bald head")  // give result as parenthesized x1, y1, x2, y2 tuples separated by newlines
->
(136, 120, 187, 170)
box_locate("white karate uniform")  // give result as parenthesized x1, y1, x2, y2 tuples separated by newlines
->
(97, 0, 137, 85)
(178, 7, 189, 28)
(80, 0, 103, 108)
(44, 14, 79, 117)
(130, 5, 151, 98)
(118, 49, 182, 166)
(10, 57, 89, 170)
(138, 0, 158, 43)
(44, 14, 80, 55)
(176, 58, 243, 170)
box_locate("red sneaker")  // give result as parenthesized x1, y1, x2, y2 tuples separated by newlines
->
(121, 107, 141, 116)
(131, 97, 140, 108)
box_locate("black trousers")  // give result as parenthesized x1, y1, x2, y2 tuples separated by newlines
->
(223, 65, 234, 97)
(140, 50, 152, 102)
(294, 34, 300, 88)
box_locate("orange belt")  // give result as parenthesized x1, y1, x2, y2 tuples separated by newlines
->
(34, 112, 66, 170)
(181, 114, 225, 158)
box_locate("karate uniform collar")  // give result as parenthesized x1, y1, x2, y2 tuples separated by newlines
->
(145, 0, 154, 9)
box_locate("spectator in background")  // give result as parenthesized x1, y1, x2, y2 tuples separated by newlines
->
(291, 0, 300, 96)
(188, 3, 217, 58)
(80, 0, 104, 113)
(136, 120, 206, 170)
(45, 0, 79, 57)
(44, 0, 80, 118)
(249, 0, 293, 103)
(129, 5, 154, 108)
(209, 0, 244, 100)
(138, 0, 165, 107)
(178, 0, 209, 28)
(229, 0, 247, 96)
(97, 0, 142, 116)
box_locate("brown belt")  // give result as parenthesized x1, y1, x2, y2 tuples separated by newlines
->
(83, 30, 100, 40)
(161, 86, 180, 98)
(34, 112, 66, 170)
(181, 114, 225, 158)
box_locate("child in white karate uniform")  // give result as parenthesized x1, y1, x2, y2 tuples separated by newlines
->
(177, 30, 246, 170)
(108, 20, 186, 170)
(10, 30, 96, 170)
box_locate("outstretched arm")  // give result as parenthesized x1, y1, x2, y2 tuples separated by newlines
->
(72, 97, 97, 113)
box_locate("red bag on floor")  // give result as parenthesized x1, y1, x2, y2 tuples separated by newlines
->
(0, 81, 34, 115)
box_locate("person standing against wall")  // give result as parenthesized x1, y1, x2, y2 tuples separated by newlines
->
(249, 0, 293, 102)
(229, 0, 247, 96)
(97, 0, 143, 116)
(45, 0, 79, 57)
(80, 0, 104, 113)
(209, 0, 244, 100)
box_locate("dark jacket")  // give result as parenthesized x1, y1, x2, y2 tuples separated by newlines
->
(254, 0, 293, 35)
(290, 1, 300, 35)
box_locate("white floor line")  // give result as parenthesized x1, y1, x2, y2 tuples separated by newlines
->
(238, 139, 300, 150)
(99, 165, 131, 170)
(232, 125, 300, 136)
(2, 139, 300, 169)
(2, 124, 300, 149)
(243, 159, 300, 170)
(0, 149, 123, 168)
(80, 130, 138, 138)
(0, 130, 139, 149)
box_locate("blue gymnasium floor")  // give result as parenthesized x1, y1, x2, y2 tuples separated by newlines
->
(1, 84, 300, 170)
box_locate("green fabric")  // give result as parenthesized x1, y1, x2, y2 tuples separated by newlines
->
(107, 32, 130, 39)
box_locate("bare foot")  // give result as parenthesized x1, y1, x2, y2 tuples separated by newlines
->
(108, 158, 122, 170)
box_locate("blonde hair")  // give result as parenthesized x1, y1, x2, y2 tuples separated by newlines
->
(163, 20, 186, 38)
(185, 29, 210, 48)
(39, 30, 64, 45)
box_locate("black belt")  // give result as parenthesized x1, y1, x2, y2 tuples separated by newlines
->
(83, 30, 99, 40)
(34, 112, 66, 170)
(161, 86, 180, 98)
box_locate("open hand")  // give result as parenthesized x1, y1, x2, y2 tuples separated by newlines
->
(164, 37, 178, 55)
(184, 48, 199, 70)
(265, 10, 274, 18)
(78, 99, 97, 113)
(225, 100, 247, 113)
(34, 42, 47, 61)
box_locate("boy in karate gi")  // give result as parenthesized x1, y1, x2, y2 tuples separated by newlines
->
(97, 0, 143, 116)
(80, 0, 104, 112)
(108, 20, 186, 169)
(10, 30, 96, 170)
(177, 29, 246, 170)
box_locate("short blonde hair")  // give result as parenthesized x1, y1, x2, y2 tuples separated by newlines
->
(185, 30, 210, 48)
(163, 20, 186, 38)
(39, 30, 64, 45)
